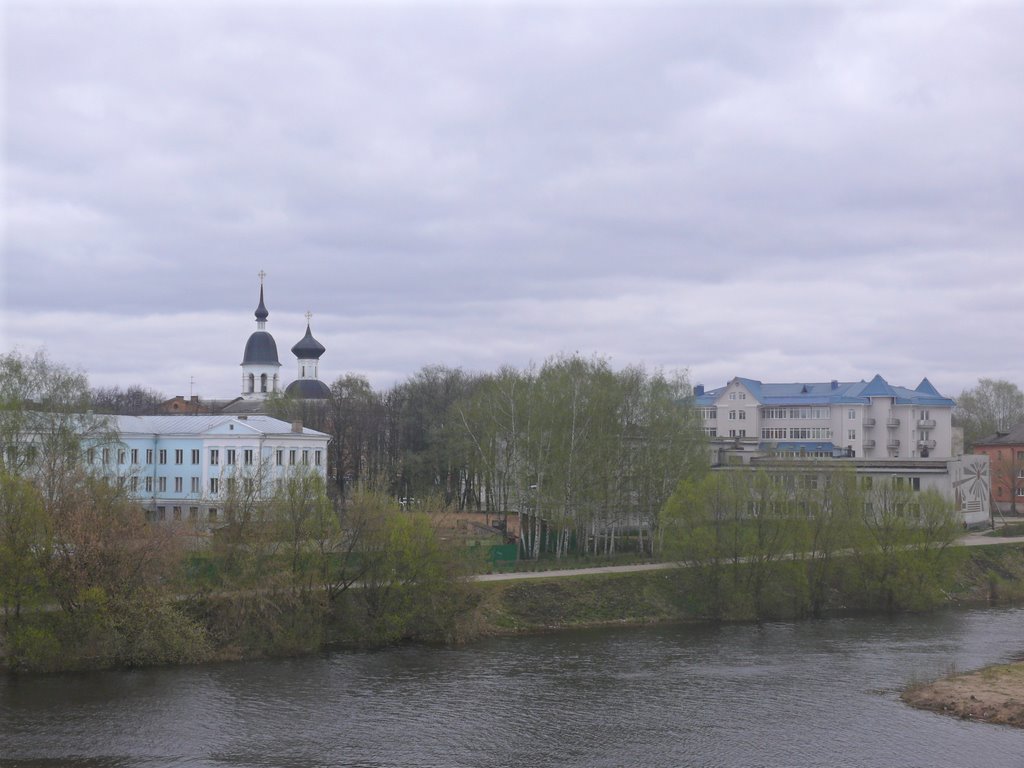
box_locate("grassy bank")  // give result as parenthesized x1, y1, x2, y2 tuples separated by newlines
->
(902, 663, 1024, 728)
(5, 543, 1024, 673)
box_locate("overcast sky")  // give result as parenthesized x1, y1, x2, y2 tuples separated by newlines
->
(3, 1, 1022, 401)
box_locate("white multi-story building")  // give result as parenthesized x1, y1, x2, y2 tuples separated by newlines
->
(88, 414, 330, 523)
(695, 374, 955, 462)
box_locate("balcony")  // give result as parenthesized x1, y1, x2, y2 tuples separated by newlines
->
(862, 417, 876, 427)
(917, 419, 936, 429)
(917, 439, 937, 450)
(887, 417, 901, 428)
(887, 438, 901, 449)
(862, 438, 876, 448)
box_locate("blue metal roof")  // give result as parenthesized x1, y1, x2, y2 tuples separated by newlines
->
(695, 375, 954, 407)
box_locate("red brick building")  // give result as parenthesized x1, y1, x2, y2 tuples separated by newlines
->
(973, 424, 1024, 516)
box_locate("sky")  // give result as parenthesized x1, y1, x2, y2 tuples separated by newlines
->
(2, 0, 1023, 401)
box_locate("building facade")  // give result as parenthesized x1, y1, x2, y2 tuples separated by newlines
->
(695, 375, 955, 463)
(971, 424, 1024, 516)
(88, 414, 330, 523)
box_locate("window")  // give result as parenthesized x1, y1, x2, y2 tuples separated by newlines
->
(146, 448, 153, 464)
(314, 450, 322, 467)
(145, 476, 153, 493)
(729, 410, 737, 420)
(158, 477, 167, 492)
(130, 477, 139, 492)
(738, 429, 746, 438)
(131, 448, 139, 464)
(762, 408, 787, 419)
(260, 373, 268, 393)
(102, 448, 110, 465)
(910, 477, 921, 491)
(1017, 488, 1024, 498)
(209, 508, 218, 521)
(1017, 451, 1024, 462)
(703, 427, 717, 437)
(861, 476, 873, 489)
(848, 409, 856, 420)
(738, 411, 746, 420)
(244, 478, 254, 493)
(191, 477, 201, 493)
(848, 429, 856, 440)
(700, 408, 717, 419)
(289, 449, 296, 465)
(117, 449, 126, 465)
(302, 450, 309, 465)
(189, 506, 199, 520)
(159, 449, 167, 465)
(276, 449, 284, 466)
(156, 506, 166, 521)
(210, 477, 219, 494)
(174, 477, 183, 493)
(226, 478, 236, 493)
(244, 449, 253, 466)
(87, 447, 95, 464)
(191, 449, 200, 464)
(173, 506, 182, 521)
(175, 449, 183, 464)
(227, 449, 236, 465)
(729, 392, 736, 401)
(920, 410, 930, 420)
(210, 449, 219, 466)
(738, 392, 746, 400)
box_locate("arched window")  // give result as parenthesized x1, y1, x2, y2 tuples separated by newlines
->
(273, 374, 279, 391)
(248, 373, 255, 393)
(302, 365, 306, 378)
(261, 373, 268, 393)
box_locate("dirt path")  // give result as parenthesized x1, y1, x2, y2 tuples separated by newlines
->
(902, 663, 1024, 728)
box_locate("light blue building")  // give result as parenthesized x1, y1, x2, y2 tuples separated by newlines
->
(89, 414, 330, 523)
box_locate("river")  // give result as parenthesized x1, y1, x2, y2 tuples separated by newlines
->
(3, 606, 1024, 767)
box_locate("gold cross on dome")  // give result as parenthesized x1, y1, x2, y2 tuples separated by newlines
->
(258, 269, 266, 285)
(305, 310, 313, 323)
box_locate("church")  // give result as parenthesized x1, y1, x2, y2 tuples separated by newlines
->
(161, 275, 331, 415)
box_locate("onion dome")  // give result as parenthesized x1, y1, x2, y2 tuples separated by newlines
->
(291, 323, 326, 360)
(255, 285, 269, 322)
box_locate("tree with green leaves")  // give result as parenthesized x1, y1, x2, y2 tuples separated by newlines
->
(955, 378, 1024, 450)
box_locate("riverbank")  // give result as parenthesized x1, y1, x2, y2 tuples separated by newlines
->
(6, 541, 1024, 673)
(902, 663, 1024, 728)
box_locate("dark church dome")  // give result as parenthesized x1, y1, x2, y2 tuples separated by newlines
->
(285, 378, 331, 399)
(291, 323, 326, 360)
(242, 331, 280, 365)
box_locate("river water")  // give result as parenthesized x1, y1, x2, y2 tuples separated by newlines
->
(3, 606, 1024, 768)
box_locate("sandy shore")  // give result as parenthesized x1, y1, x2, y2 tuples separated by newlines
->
(902, 662, 1024, 728)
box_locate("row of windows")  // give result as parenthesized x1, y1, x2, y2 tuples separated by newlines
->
(727, 392, 747, 400)
(89, 446, 323, 468)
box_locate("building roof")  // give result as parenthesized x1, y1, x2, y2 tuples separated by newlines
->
(104, 414, 328, 438)
(973, 423, 1024, 447)
(285, 378, 331, 399)
(241, 331, 281, 366)
(695, 374, 955, 408)
(291, 323, 326, 360)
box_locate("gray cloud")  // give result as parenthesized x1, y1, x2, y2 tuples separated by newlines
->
(3, 1, 1023, 400)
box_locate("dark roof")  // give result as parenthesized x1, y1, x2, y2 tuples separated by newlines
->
(291, 323, 326, 360)
(974, 423, 1024, 446)
(255, 285, 269, 321)
(242, 331, 281, 365)
(285, 378, 331, 399)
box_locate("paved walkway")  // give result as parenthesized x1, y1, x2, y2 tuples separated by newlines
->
(476, 531, 1024, 582)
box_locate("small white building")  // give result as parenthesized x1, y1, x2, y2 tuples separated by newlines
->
(89, 414, 330, 523)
